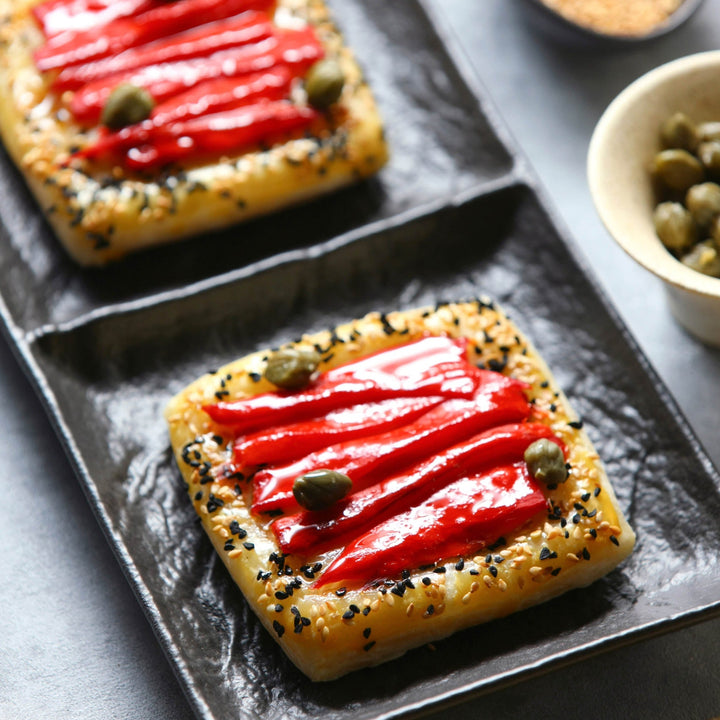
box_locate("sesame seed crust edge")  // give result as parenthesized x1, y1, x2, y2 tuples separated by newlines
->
(164, 300, 635, 681)
(0, 0, 388, 266)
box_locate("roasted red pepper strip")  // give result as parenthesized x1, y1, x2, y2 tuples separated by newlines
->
(75, 69, 294, 162)
(122, 100, 318, 170)
(33, 0, 155, 38)
(34, 0, 274, 71)
(273, 422, 558, 555)
(315, 463, 547, 588)
(69, 29, 323, 124)
(205, 337, 485, 433)
(52, 13, 274, 92)
(251, 374, 530, 514)
(235, 396, 445, 467)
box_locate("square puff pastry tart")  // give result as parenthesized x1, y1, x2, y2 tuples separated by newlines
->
(165, 300, 635, 681)
(0, 0, 388, 265)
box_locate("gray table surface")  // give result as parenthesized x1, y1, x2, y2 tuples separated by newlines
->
(2, 2, 720, 719)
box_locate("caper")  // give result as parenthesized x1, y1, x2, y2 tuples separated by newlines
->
(101, 83, 155, 130)
(305, 59, 345, 109)
(660, 112, 698, 152)
(652, 202, 696, 253)
(264, 347, 321, 390)
(698, 141, 720, 174)
(680, 240, 720, 277)
(524, 439, 567, 485)
(698, 121, 720, 143)
(652, 149, 704, 192)
(685, 182, 720, 227)
(293, 469, 353, 511)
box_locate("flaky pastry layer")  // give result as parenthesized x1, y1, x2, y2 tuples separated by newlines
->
(0, 0, 388, 265)
(165, 301, 635, 681)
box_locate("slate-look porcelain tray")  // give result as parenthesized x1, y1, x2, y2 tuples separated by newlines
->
(1, 2, 719, 720)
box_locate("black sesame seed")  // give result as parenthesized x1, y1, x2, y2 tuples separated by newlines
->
(362, 606, 371, 616)
(274, 604, 283, 612)
(594, 487, 602, 497)
(610, 535, 620, 546)
(290, 606, 300, 617)
(243, 542, 255, 550)
(572, 514, 581, 524)
(494, 555, 504, 564)
(275, 591, 288, 600)
(342, 610, 355, 620)
(424, 605, 435, 617)
(455, 559, 465, 571)
(273, 620, 285, 637)
(581, 493, 591, 502)
(223, 541, 234, 552)
(349, 604, 360, 614)
(335, 587, 347, 597)
(363, 627, 371, 638)
(589, 528, 597, 538)
(194, 491, 203, 501)
(489, 566, 498, 578)
(551, 568, 561, 576)
(433, 566, 446, 574)
(206, 495, 224, 513)
(582, 547, 591, 560)
(363, 641, 376, 652)
(568, 420, 584, 429)
(485, 554, 493, 564)
(469, 569, 479, 576)
(422, 577, 431, 586)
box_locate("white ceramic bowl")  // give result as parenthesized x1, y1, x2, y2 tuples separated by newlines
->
(588, 51, 720, 347)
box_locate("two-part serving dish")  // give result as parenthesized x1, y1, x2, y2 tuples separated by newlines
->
(1, 1, 720, 719)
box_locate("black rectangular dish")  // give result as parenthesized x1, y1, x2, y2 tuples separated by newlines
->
(1, 1, 720, 720)
(16, 182, 720, 720)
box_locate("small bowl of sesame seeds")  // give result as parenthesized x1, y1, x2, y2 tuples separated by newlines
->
(588, 51, 720, 347)
(519, 0, 705, 45)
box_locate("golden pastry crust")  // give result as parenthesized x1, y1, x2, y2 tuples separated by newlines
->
(165, 300, 635, 681)
(0, 0, 388, 265)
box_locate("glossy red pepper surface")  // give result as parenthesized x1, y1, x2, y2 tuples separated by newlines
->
(314, 463, 547, 588)
(75, 69, 293, 162)
(31, 0, 327, 167)
(205, 336, 484, 432)
(123, 101, 319, 170)
(69, 29, 323, 125)
(52, 13, 274, 92)
(234, 396, 445, 467)
(251, 375, 530, 514)
(200, 335, 563, 587)
(33, 0, 155, 38)
(273, 422, 557, 555)
(35, 0, 274, 70)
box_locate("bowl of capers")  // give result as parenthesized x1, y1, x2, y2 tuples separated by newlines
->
(588, 51, 720, 347)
